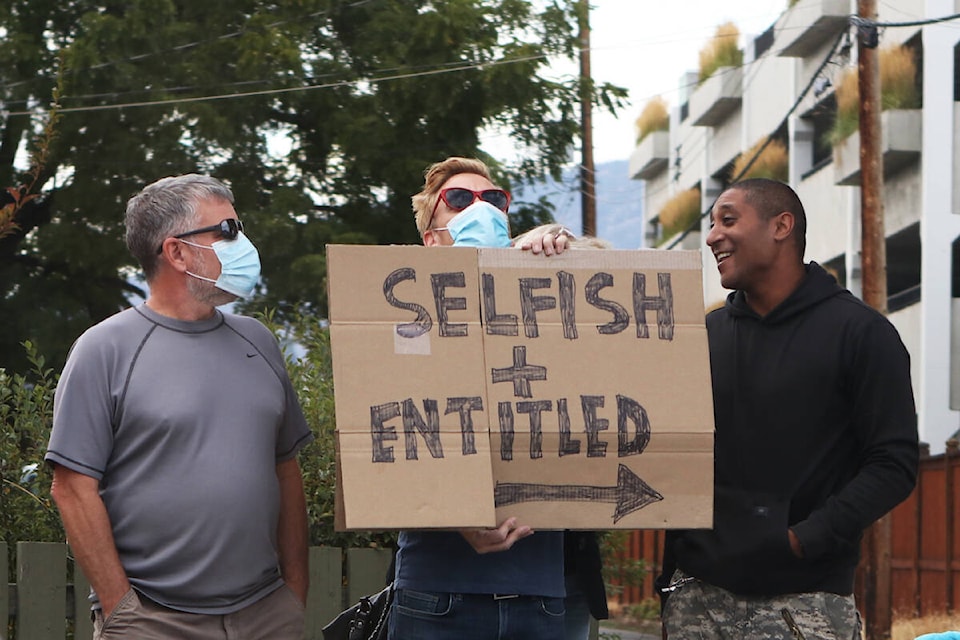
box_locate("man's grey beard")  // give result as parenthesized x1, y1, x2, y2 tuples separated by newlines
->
(186, 248, 238, 307)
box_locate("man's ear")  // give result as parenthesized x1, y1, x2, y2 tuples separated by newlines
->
(158, 237, 189, 272)
(772, 211, 795, 243)
(422, 230, 438, 247)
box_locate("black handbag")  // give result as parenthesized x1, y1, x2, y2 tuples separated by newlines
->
(322, 583, 393, 640)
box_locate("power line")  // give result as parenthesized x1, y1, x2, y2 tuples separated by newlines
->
(665, 25, 850, 250)
(659, 8, 960, 247)
(854, 11, 960, 28)
(2, 7, 862, 116)
(2, 54, 548, 117)
(0, 0, 382, 93)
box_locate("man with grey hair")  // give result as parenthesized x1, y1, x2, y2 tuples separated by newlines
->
(46, 174, 313, 639)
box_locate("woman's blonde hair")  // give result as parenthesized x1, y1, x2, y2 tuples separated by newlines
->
(412, 157, 492, 237)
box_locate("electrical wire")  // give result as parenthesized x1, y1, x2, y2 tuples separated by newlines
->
(2, 53, 549, 117)
(1, 5, 836, 116)
(651, 9, 960, 245)
(0, 0, 382, 93)
(665, 25, 850, 249)
(853, 12, 960, 29)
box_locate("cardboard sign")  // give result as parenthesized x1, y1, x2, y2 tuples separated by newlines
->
(327, 245, 714, 530)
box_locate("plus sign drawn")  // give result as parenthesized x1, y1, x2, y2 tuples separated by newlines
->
(490, 345, 547, 398)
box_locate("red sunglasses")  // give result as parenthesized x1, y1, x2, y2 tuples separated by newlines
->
(429, 188, 511, 227)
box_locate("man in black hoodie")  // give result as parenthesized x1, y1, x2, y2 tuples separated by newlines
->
(658, 179, 919, 639)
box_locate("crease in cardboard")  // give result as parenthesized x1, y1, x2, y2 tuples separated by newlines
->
(327, 244, 715, 530)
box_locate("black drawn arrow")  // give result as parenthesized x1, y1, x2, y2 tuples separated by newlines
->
(493, 464, 664, 524)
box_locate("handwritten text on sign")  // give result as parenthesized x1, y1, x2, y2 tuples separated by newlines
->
(327, 245, 714, 530)
(374, 266, 672, 466)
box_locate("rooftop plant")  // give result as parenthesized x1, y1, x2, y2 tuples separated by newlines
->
(656, 187, 701, 244)
(698, 22, 743, 85)
(828, 44, 920, 145)
(635, 96, 669, 145)
(731, 138, 789, 182)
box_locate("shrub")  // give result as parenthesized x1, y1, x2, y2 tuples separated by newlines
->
(880, 44, 921, 110)
(1, 342, 64, 581)
(829, 67, 861, 146)
(731, 137, 789, 182)
(259, 310, 398, 551)
(635, 97, 669, 145)
(698, 22, 742, 84)
(625, 597, 661, 621)
(827, 44, 920, 145)
(656, 188, 702, 243)
(599, 530, 648, 598)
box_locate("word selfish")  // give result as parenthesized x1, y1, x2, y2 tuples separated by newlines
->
(383, 268, 676, 341)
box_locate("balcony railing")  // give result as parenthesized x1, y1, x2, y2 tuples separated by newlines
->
(629, 130, 670, 180)
(833, 109, 922, 186)
(689, 66, 742, 127)
(777, 0, 850, 58)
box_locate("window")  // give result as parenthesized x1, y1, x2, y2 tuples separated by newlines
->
(887, 222, 921, 312)
(754, 25, 775, 59)
(802, 94, 836, 177)
(822, 255, 846, 288)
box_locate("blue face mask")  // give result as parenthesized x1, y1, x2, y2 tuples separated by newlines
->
(436, 201, 512, 248)
(181, 231, 261, 298)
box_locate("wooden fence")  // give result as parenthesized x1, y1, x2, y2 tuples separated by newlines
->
(2, 542, 392, 640)
(11, 446, 959, 636)
(610, 445, 960, 622)
(890, 443, 960, 617)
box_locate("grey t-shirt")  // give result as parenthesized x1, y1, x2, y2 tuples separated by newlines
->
(46, 304, 313, 614)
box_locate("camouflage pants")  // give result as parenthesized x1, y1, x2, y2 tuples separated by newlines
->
(662, 570, 861, 640)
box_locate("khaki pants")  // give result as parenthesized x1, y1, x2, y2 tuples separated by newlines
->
(662, 570, 860, 640)
(92, 585, 304, 640)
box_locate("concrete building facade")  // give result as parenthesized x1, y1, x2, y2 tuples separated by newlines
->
(629, 0, 960, 451)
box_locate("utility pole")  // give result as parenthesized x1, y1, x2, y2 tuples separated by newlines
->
(577, 0, 596, 237)
(858, 0, 886, 313)
(856, 1, 891, 638)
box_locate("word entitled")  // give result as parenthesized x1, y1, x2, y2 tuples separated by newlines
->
(369, 393, 651, 464)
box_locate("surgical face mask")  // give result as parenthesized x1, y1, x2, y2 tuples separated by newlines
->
(434, 201, 511, 248)
(180, 231, 261, 298)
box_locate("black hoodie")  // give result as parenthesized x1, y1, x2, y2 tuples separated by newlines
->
(662, 262, 918, 597)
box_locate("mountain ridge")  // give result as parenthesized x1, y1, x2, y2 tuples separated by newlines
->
(513, 159, 644, 249)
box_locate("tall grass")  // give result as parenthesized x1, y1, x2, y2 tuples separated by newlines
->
(892, 613, 960, 640)
(698, 22, 743, 84)
(656, 187, 701, 243)
(731, 138, 789, 182)
(635, 97, 669, 144)
(828, 44, 920, 144)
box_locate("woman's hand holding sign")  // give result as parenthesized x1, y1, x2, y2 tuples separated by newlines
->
(460, 517, 534, 554)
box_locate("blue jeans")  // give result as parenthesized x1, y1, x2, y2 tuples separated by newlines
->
(563, 575, 592, 640)
(388, 589, 565, 640)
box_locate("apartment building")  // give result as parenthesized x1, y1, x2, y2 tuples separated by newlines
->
(629, 0, 960, 451)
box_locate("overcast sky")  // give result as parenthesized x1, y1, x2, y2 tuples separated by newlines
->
(483, 1, 789, 165)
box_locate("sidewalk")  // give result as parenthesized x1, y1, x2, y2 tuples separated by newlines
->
(597, 624, 660, 640)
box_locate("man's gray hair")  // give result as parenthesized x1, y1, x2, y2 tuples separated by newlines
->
(125, 174, 234, 280)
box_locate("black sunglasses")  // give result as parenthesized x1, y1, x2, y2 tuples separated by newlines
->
(430, 188, 511, 227)
(157, 218, 244, 254)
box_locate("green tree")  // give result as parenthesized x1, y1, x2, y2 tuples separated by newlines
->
(0, 0, 626, 373)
